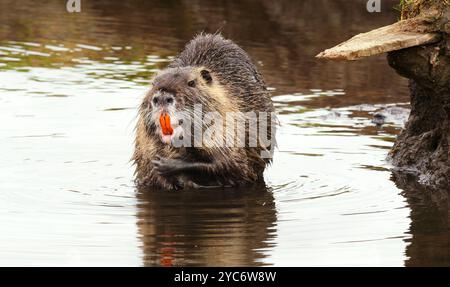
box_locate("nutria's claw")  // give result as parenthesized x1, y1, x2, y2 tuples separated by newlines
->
(152, 156, 185, 175)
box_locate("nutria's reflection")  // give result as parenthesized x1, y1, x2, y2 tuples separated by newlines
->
(136, 184, 277, 266)
(392, 172, 450, 266)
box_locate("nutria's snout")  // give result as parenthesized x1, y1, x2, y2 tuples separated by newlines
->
(151, 92, 175, 109)
(142, 88, 184, 145)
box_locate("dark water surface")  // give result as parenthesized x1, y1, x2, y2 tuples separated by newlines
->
(1, 0, 449, 266)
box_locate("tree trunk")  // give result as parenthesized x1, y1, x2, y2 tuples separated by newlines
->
(387, 1, 450, 187)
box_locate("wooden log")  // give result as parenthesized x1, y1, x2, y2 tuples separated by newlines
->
(316, 19, 441, 61)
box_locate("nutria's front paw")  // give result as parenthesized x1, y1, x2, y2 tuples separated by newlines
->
(152, 156, 186, 175)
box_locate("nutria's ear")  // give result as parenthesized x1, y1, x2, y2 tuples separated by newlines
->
(200, 69, 212, 84)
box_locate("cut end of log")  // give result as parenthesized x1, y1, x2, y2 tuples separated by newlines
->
(316, 19, 441, 61)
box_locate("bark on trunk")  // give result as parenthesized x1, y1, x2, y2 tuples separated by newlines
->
(387, 1, 450, 188)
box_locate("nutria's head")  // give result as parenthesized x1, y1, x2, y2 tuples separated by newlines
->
(140, 66, 226, 145)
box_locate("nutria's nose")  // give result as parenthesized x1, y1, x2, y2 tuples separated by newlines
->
(152, 93, 175, 107)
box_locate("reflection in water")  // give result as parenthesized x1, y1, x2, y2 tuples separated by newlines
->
(0, 0, 448, 266)
(136, 186, 276, 266)
(392, 172, 450, 266)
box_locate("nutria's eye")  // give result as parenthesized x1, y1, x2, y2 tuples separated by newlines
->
(167, 97, 174, 104)
(152, 97, 158, 105)
(188, 80, 196, 87)
(200, 69, 212, 84)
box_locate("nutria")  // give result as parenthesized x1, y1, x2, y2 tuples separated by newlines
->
(133, 33, 276, 190)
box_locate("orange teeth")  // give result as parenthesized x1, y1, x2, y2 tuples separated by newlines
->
(159, 113, 174, 135)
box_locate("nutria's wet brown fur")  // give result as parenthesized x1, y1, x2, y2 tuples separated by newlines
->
(133, 33, 276, 190)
